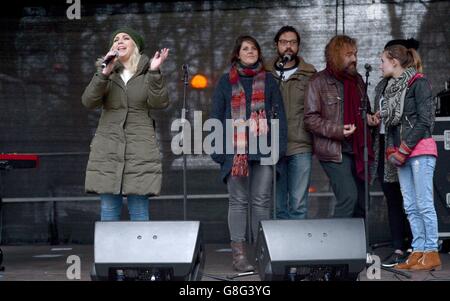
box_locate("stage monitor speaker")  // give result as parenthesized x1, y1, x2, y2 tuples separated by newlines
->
(435, 88, 450, 117)
(91, 221, 204, 281)
(256, 218, 367, 281)
(433, 117, 450, 237)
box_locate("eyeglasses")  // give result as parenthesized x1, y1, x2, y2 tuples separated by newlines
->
(278, 39, 298, 46)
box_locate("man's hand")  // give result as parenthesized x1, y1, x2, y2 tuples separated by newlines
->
(343, 124, 356, 137)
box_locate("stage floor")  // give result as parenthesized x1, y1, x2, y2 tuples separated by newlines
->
(0, 244, 449, 281)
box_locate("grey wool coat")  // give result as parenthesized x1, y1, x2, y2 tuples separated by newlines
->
(81, 54, 169, 196)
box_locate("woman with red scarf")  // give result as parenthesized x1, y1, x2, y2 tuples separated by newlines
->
(210, 35, 287, 272)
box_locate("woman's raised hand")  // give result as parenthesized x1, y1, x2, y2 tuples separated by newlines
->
(150, 48, 170, 71)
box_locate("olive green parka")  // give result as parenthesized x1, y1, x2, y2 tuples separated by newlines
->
(82, 54, 169, 196)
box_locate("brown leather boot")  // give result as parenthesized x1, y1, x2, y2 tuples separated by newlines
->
(410, 251, 442, 271)
(395, 251, 423, 270)
(231, 241, 254, 272)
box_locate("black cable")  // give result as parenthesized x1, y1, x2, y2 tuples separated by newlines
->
(226, 271, 258, 280)
(342, 0, 345, 34)
(381, 266, 411, 279)
(202, 271, 258, 281)
(392, 270, 450, 281)
(335, 0, 338, 36)
(427, 271, 450, 281)
(201, 273, 232, 281)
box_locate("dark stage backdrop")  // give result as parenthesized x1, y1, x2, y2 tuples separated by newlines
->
(0, 0, 449, 244)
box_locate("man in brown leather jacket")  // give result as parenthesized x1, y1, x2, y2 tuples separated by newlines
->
(304, 35, 379, 218)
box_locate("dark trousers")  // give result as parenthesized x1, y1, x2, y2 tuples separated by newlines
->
(227, 162, 272, 243)
(378, 135, 412, 250)
(320, 153, 366, 218)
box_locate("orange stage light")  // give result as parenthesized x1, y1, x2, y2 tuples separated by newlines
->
(190, 74, 208, 89)
(308, 186, 317, 193)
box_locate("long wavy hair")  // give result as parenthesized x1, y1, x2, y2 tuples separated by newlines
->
(126, 39, 141, 74)
(325, 35, 357, 72)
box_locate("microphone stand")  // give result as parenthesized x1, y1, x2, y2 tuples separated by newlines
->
(272, 62, 285, 219)
(181, 64, 189, 221)
(361, 65, 411, 280)
(361, 65, 370, 257)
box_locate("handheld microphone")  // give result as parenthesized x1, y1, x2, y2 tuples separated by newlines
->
(182, 64, 189, 72)
(278, 54, 292, 68)
(101, 51, 119, 69)
(364, 63, 372, 72)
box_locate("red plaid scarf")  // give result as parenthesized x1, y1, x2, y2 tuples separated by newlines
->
(229, 62, 268, 177)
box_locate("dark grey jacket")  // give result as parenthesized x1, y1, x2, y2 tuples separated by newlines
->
(386, 77, 434, 150)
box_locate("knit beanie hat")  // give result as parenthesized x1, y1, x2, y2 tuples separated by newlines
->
(110, 27, 145, 53)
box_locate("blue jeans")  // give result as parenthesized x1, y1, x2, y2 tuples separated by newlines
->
(276, 153, 312, 219)
(100, 194, 149, 221)
(397, 155, 438, 252)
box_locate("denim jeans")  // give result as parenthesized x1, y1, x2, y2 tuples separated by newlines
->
(227, 162, 272, 243)
(276, 153, 312, 219)
(100, 194, 149, 221)
(378, 135, 412, 251)
(397, 155, 438, 252)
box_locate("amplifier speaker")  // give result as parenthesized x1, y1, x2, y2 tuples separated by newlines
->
(91, 221, 204, 281)
(433, 117, 450, 237)
(256, 218, 367, 281)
